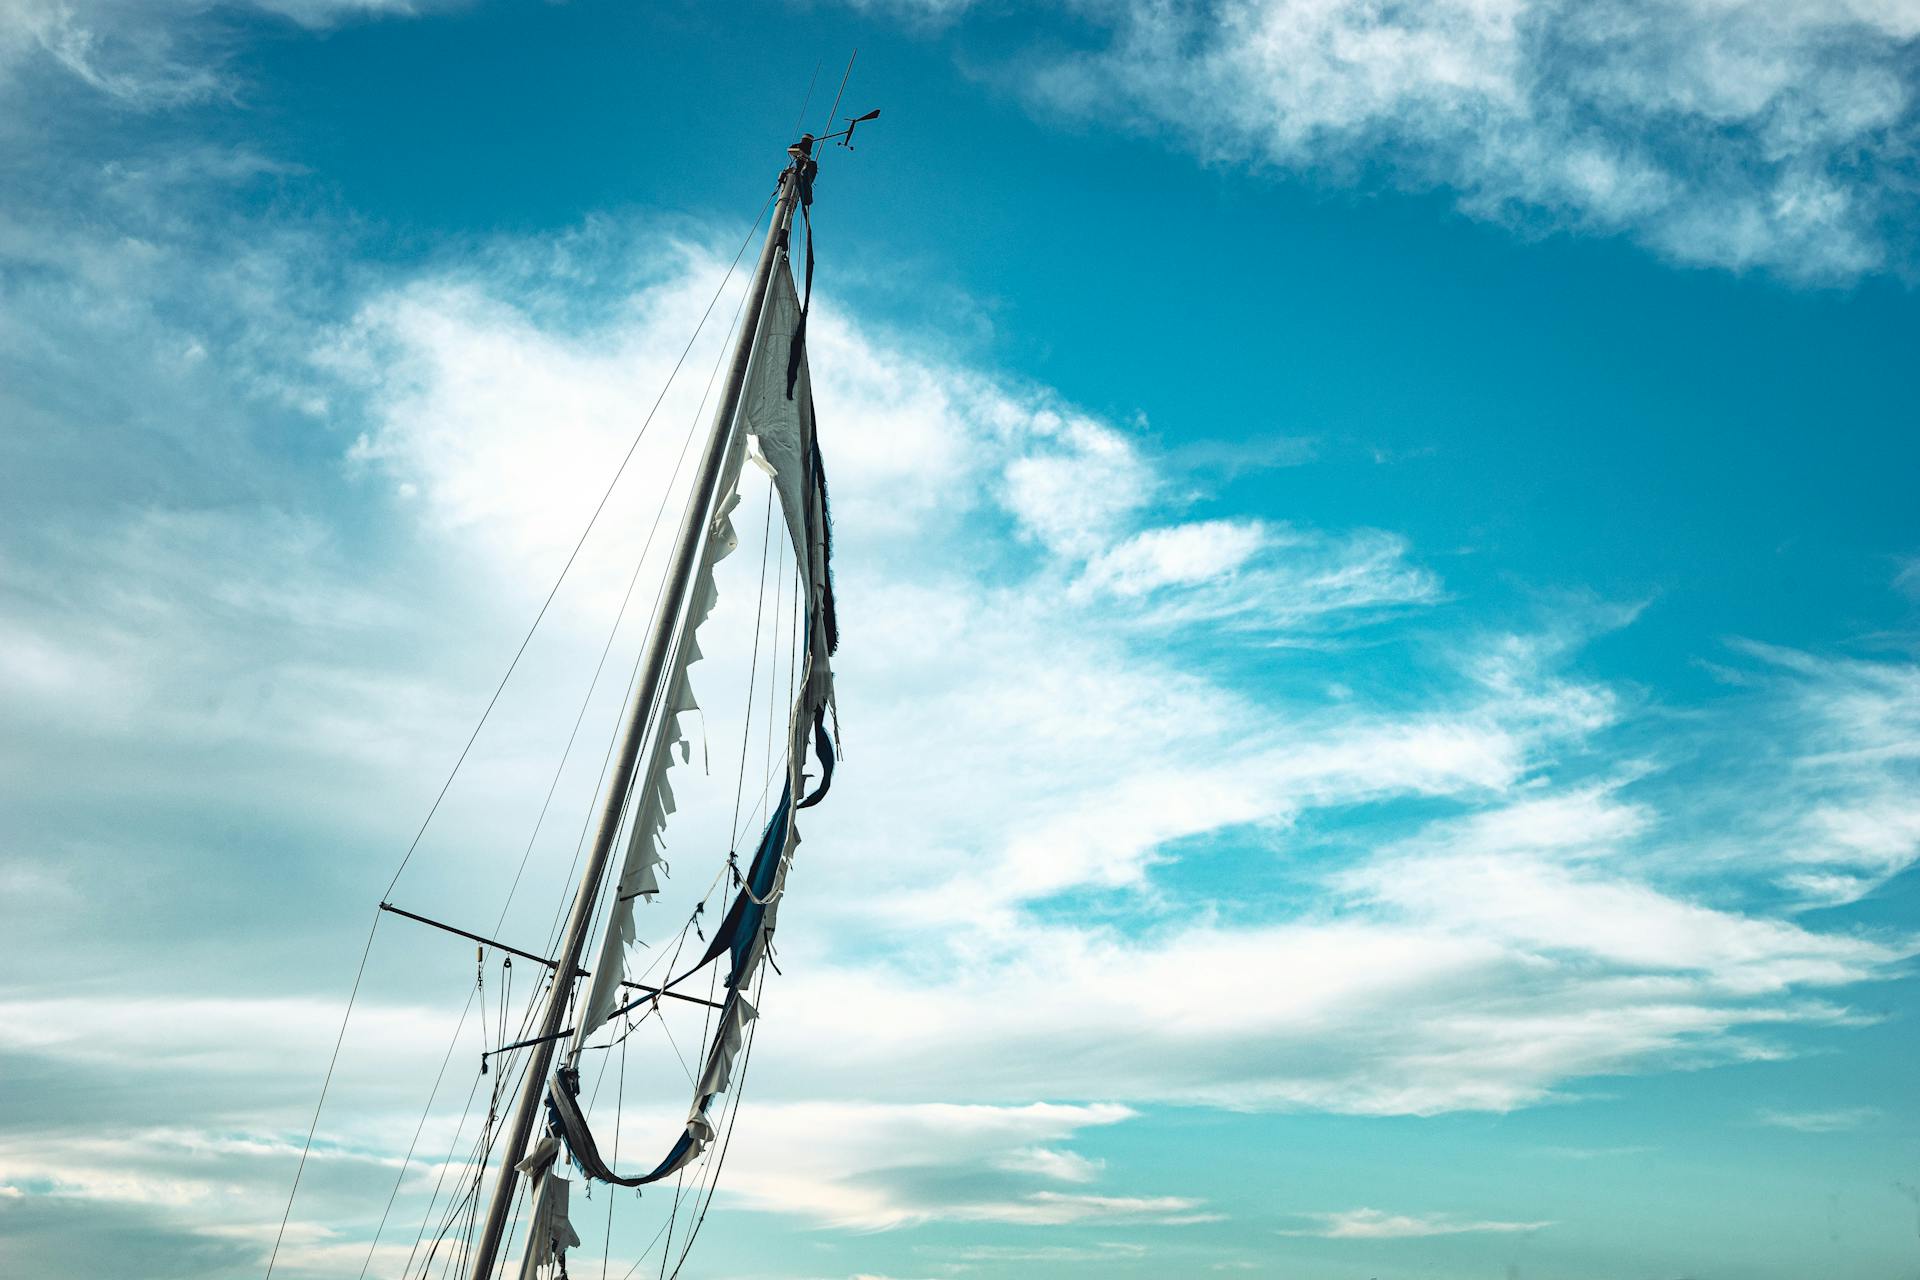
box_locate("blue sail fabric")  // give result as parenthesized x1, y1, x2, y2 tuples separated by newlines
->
(695, 783, 792, 984)
(808, 414, 838, 657)
(546, 1068, 696, 1187)
(797, 707, 834, 808)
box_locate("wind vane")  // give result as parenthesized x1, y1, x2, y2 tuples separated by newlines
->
(835, 108, 882, 148)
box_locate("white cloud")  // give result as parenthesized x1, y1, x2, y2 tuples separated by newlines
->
(746, 904, 1897, 1118)
(0, 0, 445, 105)
(997, 0, 1920, 279)
(995, 1145, 1106, 1183)
(980, 1191, 1219, 1226)
(1698, 641, 1920, 906)
(1281, 1206, 1552, 1237)
(1076, 519, 1438, 632)
(942, 1241, 1147, 1262)
(1002, 412, 1156, 557)
(330, 258, 753, 583)
(607, 1099, 1184, 1231)
(1536, 1144, 1654, 1159)
(1081, 519, 1269, 596)
(1755, 1105, 1879, 1132)
(1339, 789, 1901, 996)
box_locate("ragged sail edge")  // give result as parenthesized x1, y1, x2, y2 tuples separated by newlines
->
(546, 248, 839, 1196)
(513, 1136, 581, 1280)
(574, 479, 742, 1037)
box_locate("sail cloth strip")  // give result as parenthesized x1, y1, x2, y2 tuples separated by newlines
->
(513, 1136, 580, 1280)
(575, 476, 743, 1038)
(743, 260, 837, 659)
(548, 248, 839, 1189)
(747, 260, 839, 813)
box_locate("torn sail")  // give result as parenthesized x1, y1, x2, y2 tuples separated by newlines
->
(549, 245, 840, 1189)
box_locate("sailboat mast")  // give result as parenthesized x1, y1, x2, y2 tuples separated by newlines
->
(464, 139, 813, 1280)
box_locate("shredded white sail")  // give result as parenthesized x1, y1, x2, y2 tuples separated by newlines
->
(564, 248, 840, 1200)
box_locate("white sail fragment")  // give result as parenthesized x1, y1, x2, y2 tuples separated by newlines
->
(515, 1137, 580, 1280)
(659, 988, 761, 1177)
(738, 260, 837, 805)
(695, 993, 758, 1098)
(738, 267, 815, 586)
(577, 438, 752, 1037)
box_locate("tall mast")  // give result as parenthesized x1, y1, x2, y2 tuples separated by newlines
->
(464, 139, 813, 1280)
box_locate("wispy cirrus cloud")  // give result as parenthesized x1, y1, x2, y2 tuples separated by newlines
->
(895, 0, 1920, 280)
(1755, 1105, 1879, 1132)
(0, 0, 449, 106)
(1280, 1206, 1552, 1238)
(1076, 519, 1439, 633)
(1734, 641, 1920, 907)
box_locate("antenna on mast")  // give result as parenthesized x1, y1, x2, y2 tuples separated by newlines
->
(807, 51, 880, 163)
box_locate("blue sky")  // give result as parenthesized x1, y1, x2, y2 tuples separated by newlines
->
(2, 1, 1919, 1277)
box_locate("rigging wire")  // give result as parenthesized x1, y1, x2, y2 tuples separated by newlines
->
(501, 275, 744, 968)
(357, 981, 479, 1279)
(561, 523, 795, 1271)
(433, 264, 760, 1279)
(652, 1004, 698, 1089)
(792, 59, 822, 136)
(650, 429, 809, 1274)
(615, 1209, 677, 1280)
(403, 1047, 490, 1277)
(513, 200, 774, 965)
(440, 194, 772, 1158)
(489, 1178, 532, 1280)
(408, 905, 561, 1275)
(562, 189, 817, 1265)
(476, 950, 490, 1062)
(517, 228, 782, 1265)
(660, 915, 728, 1272)
(601, 1033, 627, 1280)
(727, 485, 778, 857)
(657, 1163, 686, 1280)
(765, 522, 783, 788)
(263, 905, 381, 1279)
(663, 962, 770, 1279)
